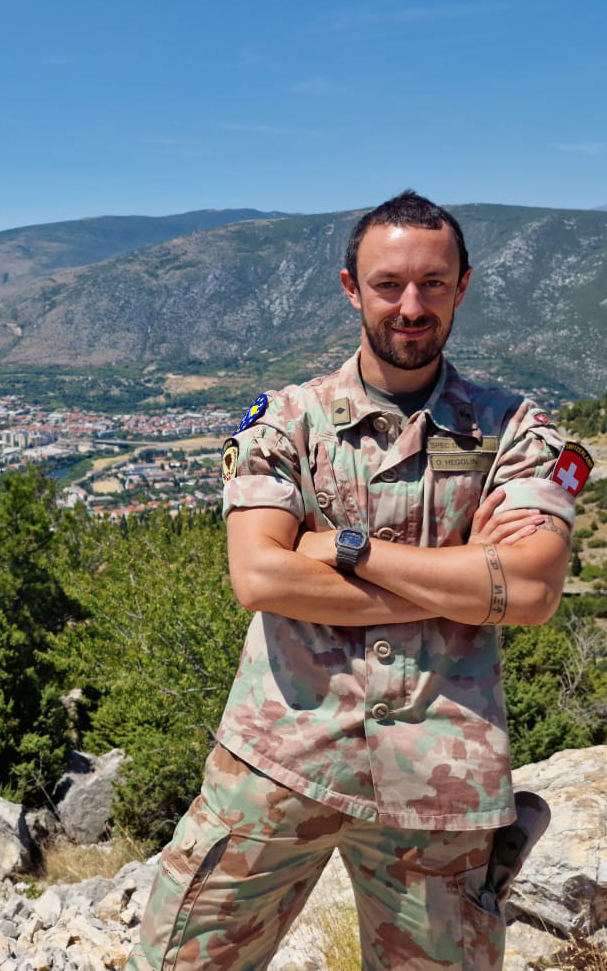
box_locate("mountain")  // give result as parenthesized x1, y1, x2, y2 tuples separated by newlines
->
(0, 203, 606, 406)
(0, 208, 290, 295)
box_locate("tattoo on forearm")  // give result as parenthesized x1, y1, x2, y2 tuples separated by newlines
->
(481, 543, 508, 625)
(537, 515, 570, 547)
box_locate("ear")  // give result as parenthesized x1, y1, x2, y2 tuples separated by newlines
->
(340, 268, 362, 311)
(454, 268, 472, 308)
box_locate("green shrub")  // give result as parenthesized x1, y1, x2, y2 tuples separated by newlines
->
(0, 468, 85, 804)
(54, 506, 247, 846)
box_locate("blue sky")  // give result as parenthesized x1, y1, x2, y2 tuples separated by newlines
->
(1, 0, 605, 230)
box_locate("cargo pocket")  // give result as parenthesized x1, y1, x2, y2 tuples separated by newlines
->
(139, 794, 232, 970)
(455, 864, 506, 971)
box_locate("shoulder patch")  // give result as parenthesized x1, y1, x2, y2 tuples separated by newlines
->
(221, 437, 239, 484)
(531, 409, 555, 428)
(551, 441, 593, 496)
(237, 394, 269, 432)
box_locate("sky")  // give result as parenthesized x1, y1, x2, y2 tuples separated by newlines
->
(1, 0, 606, 231)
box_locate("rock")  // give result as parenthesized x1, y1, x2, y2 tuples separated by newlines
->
(510, 746, 607, 936)
(24, 808, 62, 848)
(0, 799, 32, 879)
(53, 750, 126, 844)
(32, 889, 62, 927)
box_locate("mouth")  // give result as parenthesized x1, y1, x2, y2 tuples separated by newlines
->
(388, 322, 434, 339)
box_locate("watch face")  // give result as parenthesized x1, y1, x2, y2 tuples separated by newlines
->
(339, 529, 366, 549)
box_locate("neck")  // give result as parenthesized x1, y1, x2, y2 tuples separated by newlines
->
(359, 342, 442, 394)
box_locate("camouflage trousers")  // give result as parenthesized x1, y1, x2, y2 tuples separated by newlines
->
(126, 744, 505, 971)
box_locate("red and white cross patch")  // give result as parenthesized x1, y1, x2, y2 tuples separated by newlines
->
(551, 442, 593, 496)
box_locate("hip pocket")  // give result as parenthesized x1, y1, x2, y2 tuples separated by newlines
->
(139, 795, 231, 970)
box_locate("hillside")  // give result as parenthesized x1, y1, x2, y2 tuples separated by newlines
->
(0, 207, 290, 295)
(0, 203, 606, 406)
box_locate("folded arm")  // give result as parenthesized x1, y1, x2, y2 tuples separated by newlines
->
(298, 509, 570, 626)
(226, 489, 559, 626)
(226, 506, 435, 625)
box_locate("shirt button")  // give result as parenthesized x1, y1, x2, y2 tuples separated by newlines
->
(373, 415, 390, 433)
(371, 702, 390, 721)
(375, 527, 398, 542)
(316, 491, 332, 509)
(380, 468, 398, 482)
(373, 639, 392, 659)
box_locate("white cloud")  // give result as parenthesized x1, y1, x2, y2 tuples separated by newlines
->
(552, 142, 606, 156)
(320, 2, 510, 30)
(291, 77, 346, 96)
(221, 123, 325, 137)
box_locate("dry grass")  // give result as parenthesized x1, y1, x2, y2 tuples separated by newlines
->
(313, 905, 361, 971)
(537, 937, 607, 970)
(41, 833, 153, 885)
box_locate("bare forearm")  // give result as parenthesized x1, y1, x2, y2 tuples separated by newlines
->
(230, 546, 435, 625)
(355, 532, 568, 626)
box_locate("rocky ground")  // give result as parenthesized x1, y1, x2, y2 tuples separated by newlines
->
(1, 746, 606, 970)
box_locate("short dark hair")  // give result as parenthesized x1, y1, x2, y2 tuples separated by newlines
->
(344, 189, 470, 285)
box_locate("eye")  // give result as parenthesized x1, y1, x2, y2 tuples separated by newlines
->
(375, 281, 399, 290)
(422, 279, 444, 288)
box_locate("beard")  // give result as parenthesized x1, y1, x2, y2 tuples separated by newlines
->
(362, 311, 454, 371)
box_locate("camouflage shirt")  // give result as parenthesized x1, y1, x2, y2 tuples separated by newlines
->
(219, 351, 575, 830)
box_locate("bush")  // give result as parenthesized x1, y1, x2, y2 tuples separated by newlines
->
(0, 468, 85, 804)
(54, 506, 248, 846)
(503, 613, 607, 768)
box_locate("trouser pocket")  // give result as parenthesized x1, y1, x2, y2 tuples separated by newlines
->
(139, 794, 232, 970)
(455, 864, 506, 971)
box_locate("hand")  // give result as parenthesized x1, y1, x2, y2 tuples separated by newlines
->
(294, 529, 338, 566)
(468, 488, 545, 547)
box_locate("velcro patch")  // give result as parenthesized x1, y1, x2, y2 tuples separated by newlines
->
(427, 436, 498, 454)
(237, 394, 268, 433)
(429, 453, 495, 472)
(551, 442, 593, 496)
(221, 437, 239, 484)
(331, 397, 351, 425)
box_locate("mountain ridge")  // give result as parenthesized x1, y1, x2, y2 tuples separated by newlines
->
(1, 202, 606, 405)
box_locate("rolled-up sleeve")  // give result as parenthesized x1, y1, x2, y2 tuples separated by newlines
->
(487, 406, 576, 527)
(222, 422, 304, 522)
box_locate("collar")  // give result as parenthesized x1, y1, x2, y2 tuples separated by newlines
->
(330, 350, 481, 442)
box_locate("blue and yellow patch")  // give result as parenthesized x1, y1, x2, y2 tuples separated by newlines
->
(237, 394, 269, 433)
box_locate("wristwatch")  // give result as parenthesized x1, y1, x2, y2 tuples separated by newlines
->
(334, 527, 369, 573)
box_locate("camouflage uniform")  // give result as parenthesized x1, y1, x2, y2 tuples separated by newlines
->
(129, 351, 574, 970)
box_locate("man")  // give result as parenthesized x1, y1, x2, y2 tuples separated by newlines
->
(129, 191, 581, 971)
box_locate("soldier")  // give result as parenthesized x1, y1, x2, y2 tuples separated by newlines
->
(128, 191, 589, 970)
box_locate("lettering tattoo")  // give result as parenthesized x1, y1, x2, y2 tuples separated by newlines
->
(481, 543, 508, 625)
(537, 514, 571, 548)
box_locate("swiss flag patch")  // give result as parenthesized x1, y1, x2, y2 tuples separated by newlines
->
(551, 442, 593, 496)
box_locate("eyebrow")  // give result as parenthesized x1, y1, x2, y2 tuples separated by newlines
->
(367, 267, 452, 281)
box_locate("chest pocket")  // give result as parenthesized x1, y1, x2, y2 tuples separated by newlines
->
(307, 437, 355, 529)
(425, 461, 490, 546)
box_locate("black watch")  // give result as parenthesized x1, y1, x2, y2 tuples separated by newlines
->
(334, 527, 369, 573)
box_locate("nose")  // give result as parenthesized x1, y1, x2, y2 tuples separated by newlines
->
(399, 282, 425, 320)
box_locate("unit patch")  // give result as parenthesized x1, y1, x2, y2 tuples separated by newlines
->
(237, 394, 268, 433)
(551, 441, 594, 496)
(221, 437, 239, 485)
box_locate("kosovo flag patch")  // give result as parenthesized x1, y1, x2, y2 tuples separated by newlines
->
(237, 394, 269, 432)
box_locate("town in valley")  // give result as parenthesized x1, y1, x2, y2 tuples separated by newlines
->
(0, 394, 235, 517)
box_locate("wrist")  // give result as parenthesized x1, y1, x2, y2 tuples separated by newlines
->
(334, 527, 369, 573)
